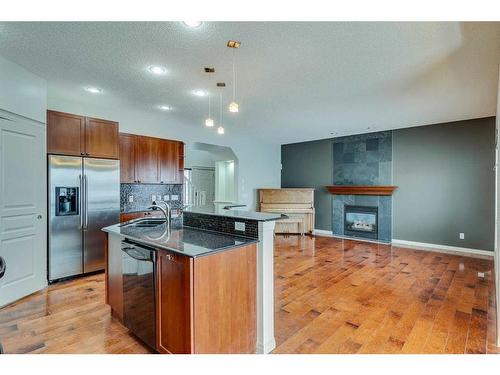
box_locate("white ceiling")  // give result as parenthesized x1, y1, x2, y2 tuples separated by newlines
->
(0, 22, 499, 145)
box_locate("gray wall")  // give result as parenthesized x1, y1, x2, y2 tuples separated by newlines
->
(281, 117, 496, 250)
(281, 138, 333, 231)
(392, 117, 495, 251)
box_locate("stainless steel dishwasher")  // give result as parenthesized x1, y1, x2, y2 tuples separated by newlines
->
(121, 241, 156, 350)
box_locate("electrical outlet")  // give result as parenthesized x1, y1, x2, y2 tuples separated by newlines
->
(171, 194, 179, 201)
(459, 233, 465, 240)
(128, 195, 134, 203)
(235, 222, 246, 231)
(163, 195, 170, 201)
(478, 272, 485, 278)
(151, 195, 156, 202)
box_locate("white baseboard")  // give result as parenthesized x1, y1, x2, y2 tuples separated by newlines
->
(312, 229, 334, 236)
(391, 239, 494, 258)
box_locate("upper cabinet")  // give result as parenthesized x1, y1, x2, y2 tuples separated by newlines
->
(47, 110, 84, 156)
(136, 136, 160, 184)
(119, 132, 184, 184)
(84, 117, 119, 159)
(47, 110, 119, 159)
(119, 133, 136, 183)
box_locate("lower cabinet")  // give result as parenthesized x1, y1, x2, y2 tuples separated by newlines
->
(106, 237, 257, 354)
(156, 244, 257, 354)
(156, 251, 193, 354)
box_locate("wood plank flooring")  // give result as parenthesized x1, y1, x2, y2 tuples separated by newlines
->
(0, 235, 498, 354)
(273, 235, 499, 354)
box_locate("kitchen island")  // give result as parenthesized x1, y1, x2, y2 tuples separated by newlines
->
(102, 206, 282, 354)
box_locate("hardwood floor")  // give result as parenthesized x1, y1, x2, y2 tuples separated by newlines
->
(0, 274, 152, 354)
(273, 235, 499, 354)
(0, 235, 498, 354)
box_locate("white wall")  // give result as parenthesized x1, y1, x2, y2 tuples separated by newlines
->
(47, 93, 281, 210)
(0, 55, 47, 123)
(184, 149, 216, 169)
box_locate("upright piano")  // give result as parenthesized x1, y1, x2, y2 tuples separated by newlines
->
(258, 188, 315, 234)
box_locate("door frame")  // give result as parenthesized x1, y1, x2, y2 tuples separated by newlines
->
(496, 66, 500, 347)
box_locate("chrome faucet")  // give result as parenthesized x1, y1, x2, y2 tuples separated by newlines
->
(147, 203, 169, 222)
(156, 200, 171, 220)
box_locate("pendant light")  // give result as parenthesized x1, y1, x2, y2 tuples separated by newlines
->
(227, 40, 241, 113)
(217, 90, 224, 135)
(204, 67, 215, 127)
(205, 95, 214, 127)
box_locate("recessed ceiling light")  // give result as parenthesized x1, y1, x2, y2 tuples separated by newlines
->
(183, 21, 203, 28)
(192, 89, 207, 97)
(158, 105, 172, 111)
(85, 87, 102, 94)
(148, 65, 167, 75)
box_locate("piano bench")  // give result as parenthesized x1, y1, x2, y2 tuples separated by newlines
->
(276, 218, 305, 236)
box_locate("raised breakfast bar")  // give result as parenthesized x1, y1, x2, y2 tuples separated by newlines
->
(102, 206, 283, 354)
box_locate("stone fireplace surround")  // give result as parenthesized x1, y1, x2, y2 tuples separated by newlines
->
(331, 131, 393, 243)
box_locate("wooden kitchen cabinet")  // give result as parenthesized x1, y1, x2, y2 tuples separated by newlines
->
(135, 136, 160, 183)
(156, 251, 193, 354)
(156, 244, 257, 354)
(84, 117, 119, 159)
(47, 110, 85, 156)
(105, 234, 257, 354)
(159, 140, 178, 184)
(119, 132, 184, 184)
(47, 110, 119, 159)
(119, 133, 136, 183)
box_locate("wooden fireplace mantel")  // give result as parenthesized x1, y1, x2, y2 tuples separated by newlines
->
(326, 185, 397, 196)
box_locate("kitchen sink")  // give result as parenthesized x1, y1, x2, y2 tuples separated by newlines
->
(121, 218, 167, 228)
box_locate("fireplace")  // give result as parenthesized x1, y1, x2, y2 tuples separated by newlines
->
(344, 205, 378, 240)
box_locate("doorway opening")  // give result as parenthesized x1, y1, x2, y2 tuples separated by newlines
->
(183, 142, 239, 208)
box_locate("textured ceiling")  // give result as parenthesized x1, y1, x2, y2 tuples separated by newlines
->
(0, 22, 499, 144)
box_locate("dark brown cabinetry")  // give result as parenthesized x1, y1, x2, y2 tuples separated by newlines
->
(85, 117, 119, 159)
(118, 132, 184, 184)
(118, 133, 136, 183)
(47, 110, 85, 156)
(156, 251, 193, 354)
(47, 110, 119, 159)
(105, 241, 256, 354)
(136, 136, 160, 183)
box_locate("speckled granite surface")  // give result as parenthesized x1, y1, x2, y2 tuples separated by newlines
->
(120, 183, 183, 213)
(102, 218, 257, 258)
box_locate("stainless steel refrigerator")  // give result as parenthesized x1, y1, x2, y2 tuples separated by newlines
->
(48, 155, 120, 282)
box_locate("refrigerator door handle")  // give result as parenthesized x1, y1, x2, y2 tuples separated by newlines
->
(84, 174, 89, 229)
(78, 174, 83, 230)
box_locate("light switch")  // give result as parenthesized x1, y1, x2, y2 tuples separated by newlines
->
(459, 233, 465, 240)
(128, 195, 134, 203)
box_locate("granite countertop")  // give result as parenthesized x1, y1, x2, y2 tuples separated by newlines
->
(102, 219, 258, 258)
(184, 205, 285, 222)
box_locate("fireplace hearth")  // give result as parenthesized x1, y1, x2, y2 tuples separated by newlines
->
(344, 205, 378, 240)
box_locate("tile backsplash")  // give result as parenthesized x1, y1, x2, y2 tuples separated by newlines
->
(120, 183, 183, 213)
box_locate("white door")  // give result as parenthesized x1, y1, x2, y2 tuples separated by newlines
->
(0, 113, 47, 307)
